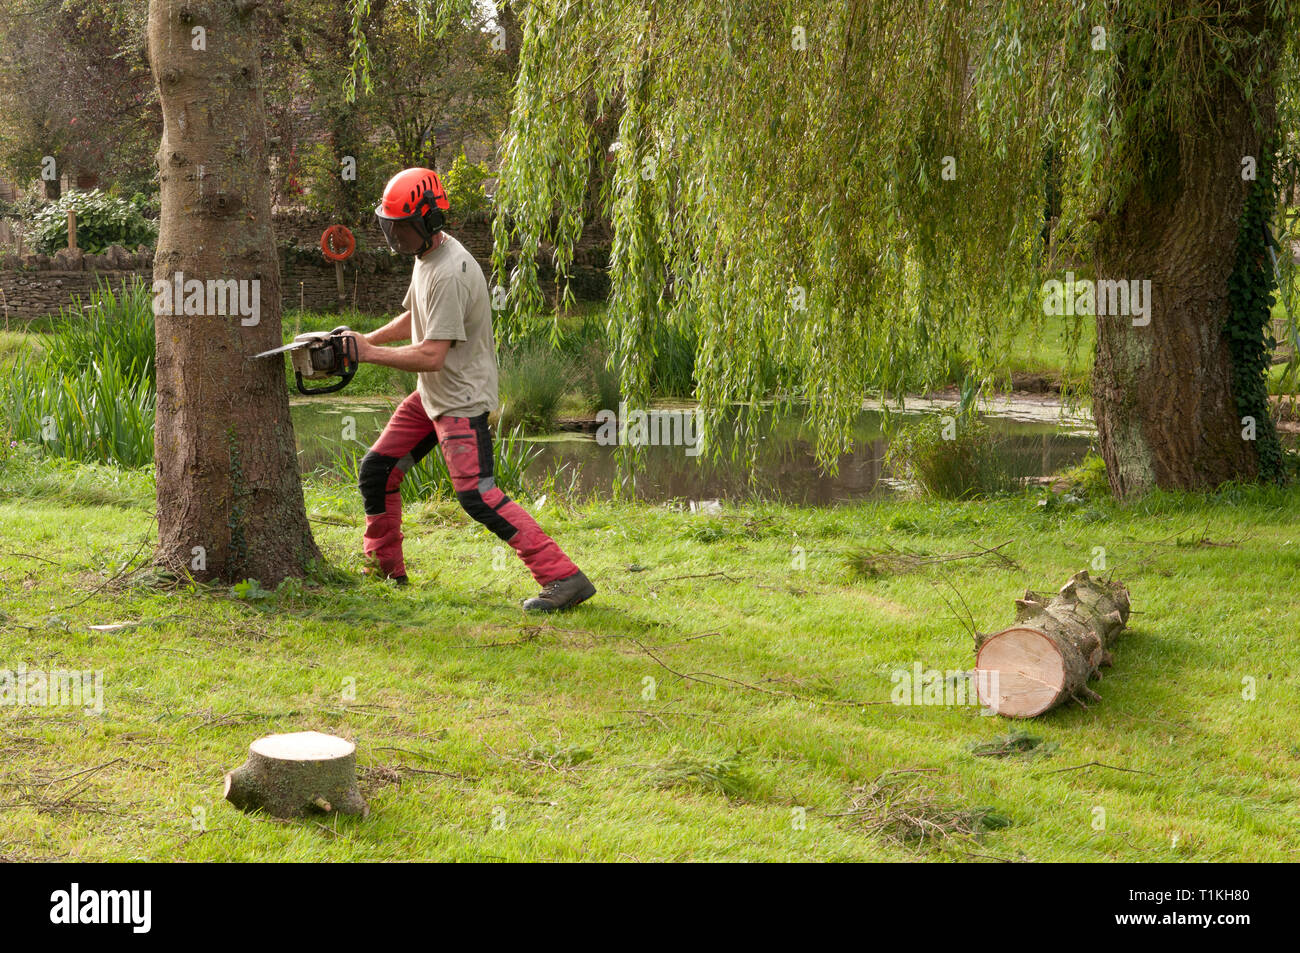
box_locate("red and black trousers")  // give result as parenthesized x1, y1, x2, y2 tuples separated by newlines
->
(359, 391, 580, 585)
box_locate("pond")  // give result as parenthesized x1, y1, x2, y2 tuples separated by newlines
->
(291, 395, 1095, 504)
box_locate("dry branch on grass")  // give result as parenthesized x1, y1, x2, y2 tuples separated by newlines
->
(0, 758, 129, 817)
(832, 771, 1011, 846)
(649, 751, 753, 799)
(846, 540, 1020, 579)
(630, 638, 888, 708)
(970, 731, 1058, 760)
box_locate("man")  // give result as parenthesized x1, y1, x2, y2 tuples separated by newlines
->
(343, 167, 595, 612)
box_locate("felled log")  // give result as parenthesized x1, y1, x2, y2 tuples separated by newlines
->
(974, 570, 1130, 718)
(224, 731, 368, 819)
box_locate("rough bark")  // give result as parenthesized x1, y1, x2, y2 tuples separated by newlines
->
(224, 731, 368, 819)
(147, 0, 321, 584)
(974, 570, 1130, 718)
(1092, 1, 1277, 497)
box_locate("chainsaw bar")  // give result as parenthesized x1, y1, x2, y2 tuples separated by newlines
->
(252, 339, 314, 359)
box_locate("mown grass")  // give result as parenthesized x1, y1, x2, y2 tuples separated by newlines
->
(0, 451, 1296, 861)
(994, 312, 1095, 392)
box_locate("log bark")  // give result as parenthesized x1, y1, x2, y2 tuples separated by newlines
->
(974, 570, 1130, 718)
(224, 731, 368, 819)
(147, 0, 322, 584)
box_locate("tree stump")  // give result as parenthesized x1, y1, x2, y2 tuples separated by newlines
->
(974, 570, 1130, 718)
(224, 731, 368, 819)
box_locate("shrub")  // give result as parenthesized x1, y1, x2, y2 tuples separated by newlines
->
(885, 414, 1017, 499)
(577, 343, 621, 414)
(42, 280, 156, 386)
(498, 340, 572, 432)
(0, 280, 156, 468)
(1050, 450, 1111, 499)
(298, 139, 403, 227)
(442, 151, 493, 219)
(29, 190, 158, 254)
(648, 321, 697, 398)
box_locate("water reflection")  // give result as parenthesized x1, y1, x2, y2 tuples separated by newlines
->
(527, 411, 1091, 503)
(291, 399, 1095, 504)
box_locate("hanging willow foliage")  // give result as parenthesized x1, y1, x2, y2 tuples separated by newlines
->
(347, 0, 1300, 478)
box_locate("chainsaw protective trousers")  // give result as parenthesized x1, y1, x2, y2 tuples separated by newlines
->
(359, 391, 580, 584)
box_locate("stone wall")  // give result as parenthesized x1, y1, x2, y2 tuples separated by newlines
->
(0, 209, 611, 322)
(0, 245, 153, 323)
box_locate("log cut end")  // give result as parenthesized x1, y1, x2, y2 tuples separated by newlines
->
(974, 626, 1065, 717)
(975, 571, 1131, 718)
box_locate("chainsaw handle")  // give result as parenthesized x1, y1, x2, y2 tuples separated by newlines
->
(294, 367, 353, 394)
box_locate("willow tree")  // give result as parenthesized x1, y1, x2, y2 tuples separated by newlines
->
(148, 0, 321, 583)
(462, 0, 1298, 497)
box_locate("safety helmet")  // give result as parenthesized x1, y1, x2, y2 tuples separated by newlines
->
(375, 167, 450, 255)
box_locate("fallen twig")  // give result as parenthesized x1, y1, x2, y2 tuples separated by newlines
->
(56, 535, 154, 611)
(630, 639, 888, 707)
(1037, 760, 1155, 777)
(0, 550, 61, 566)
(652, 571, 741, 584)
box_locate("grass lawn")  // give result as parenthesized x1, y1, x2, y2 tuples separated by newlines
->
(0, 330, 42, 368)
(1, 453, 1297, 861)
(997, 313, 1094, 391)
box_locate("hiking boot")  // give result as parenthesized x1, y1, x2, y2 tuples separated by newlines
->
(523, 570, 596, 612)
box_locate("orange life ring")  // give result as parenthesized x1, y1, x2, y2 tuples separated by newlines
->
(321, 225, 356, 262)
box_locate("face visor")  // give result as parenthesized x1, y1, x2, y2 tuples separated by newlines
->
(376, 211, 434, 256)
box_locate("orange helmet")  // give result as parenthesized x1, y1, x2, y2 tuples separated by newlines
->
(375, 167, 450, 255)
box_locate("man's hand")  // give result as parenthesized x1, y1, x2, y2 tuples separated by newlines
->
(341, 330, 373, 363)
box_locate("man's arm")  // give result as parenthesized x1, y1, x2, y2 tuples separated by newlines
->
(364, 310, 412, 346)
(347, 332, 452, 373)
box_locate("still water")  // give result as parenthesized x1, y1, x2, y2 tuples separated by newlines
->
(291, 397, 1095, 504)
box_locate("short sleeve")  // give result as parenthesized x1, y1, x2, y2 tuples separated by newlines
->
(402, 280, 414, 312)
(421, 275, 469, 342)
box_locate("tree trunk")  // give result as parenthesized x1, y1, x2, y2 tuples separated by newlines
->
(1092, 3, 1277, 497)
(147, 0, 321, 584)
(974, 570, 1131, 718)
(225, 731, 368, 819)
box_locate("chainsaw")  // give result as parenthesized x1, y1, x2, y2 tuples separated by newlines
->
(252, 326, 359, 395)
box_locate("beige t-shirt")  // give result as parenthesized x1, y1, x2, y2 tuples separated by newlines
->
(402, 234, 499, 420)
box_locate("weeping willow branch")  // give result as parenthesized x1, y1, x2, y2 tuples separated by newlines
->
(368, 1, 1300, 478)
